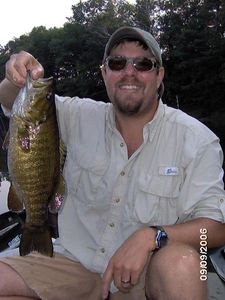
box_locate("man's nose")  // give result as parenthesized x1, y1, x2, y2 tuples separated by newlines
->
(122, 62, 137, 74)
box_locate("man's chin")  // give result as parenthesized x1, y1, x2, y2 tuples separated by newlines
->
(116, 103, 141, 115)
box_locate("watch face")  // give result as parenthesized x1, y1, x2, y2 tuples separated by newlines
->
(160, 231, 168, 248)
(151, 226, 168, 250)
(156, 228, 168, 249)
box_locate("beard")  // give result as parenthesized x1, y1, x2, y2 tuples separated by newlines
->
(112, 77, 145, 115)
(113, 95, 143, 115)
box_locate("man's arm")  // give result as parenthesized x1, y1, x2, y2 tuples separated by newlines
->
(164, 217, 225, 250)
(0, 78, 20, 109)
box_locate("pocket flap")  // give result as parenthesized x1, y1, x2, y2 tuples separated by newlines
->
(139, 171, 181, 198)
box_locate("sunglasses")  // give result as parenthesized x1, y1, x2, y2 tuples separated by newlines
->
(104, 56, 158, 72)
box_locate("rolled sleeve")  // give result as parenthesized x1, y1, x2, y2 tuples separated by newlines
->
(178, 138, 225, 223)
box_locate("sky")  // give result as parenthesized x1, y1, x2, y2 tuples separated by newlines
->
(0, 0, 77, 46)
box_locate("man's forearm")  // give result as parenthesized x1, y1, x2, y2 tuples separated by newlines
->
(164, 218, 225, 250)
(0, 78, 20, 109)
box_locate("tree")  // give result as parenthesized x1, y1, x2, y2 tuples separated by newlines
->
(157, 0, 225, 115)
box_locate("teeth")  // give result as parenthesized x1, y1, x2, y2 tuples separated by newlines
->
(120, 85, 138, 90)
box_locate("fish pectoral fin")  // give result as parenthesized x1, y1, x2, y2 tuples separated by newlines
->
(17, 126, 30, 151)
(7, 185, 24, 211)
(19, 224, 53, 257)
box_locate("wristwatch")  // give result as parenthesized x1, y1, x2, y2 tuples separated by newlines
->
(150, 226, 168, 251)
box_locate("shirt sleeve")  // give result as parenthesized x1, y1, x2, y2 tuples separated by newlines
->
(177, 135, 225, 223)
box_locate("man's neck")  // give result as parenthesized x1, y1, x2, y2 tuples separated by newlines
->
(115, 105, 158, 158)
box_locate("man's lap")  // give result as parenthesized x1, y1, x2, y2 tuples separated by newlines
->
(0, 253, 102, 300)
(0, 252, 146, 300)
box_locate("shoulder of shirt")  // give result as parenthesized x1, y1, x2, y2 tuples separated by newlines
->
(55, 94, 112, 112)
(163, 103, 218, 142)
(55, 94, 108, 105)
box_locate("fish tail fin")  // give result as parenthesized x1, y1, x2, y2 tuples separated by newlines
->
(19, 225, 53, 257)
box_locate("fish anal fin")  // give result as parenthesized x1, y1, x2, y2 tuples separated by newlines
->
(48, 174, 65, 214)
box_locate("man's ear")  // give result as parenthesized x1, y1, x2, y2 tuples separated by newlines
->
(100, 64, 107, 83)
(157, 66, 165, 90)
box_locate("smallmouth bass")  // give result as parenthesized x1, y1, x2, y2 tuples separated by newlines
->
(8, 73, 63, 257)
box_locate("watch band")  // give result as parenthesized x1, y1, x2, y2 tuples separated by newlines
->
(150, 225, 168, 251)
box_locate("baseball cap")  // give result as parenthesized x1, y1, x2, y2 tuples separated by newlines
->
(103, 26, 162, 66)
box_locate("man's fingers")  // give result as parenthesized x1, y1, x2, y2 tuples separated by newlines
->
(6, 57, 27, 87)
(5, 51, 44, 87)
(101, 265, 113, 299)
(130, 269, 140, 286)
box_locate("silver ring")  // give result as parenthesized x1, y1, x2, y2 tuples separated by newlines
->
(121, 279, 131, 284)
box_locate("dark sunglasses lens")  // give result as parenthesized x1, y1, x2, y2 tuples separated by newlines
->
(135, 58, 154, 71)
(107, 57, 127, 71)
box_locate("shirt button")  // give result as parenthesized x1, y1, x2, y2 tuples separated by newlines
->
(120, 171, 125, 176)
(109, 222, 115, 228)
(120, 142, 124, 147)
(220, 198, 224, 203)
(100, 248, 105, 253)
(115, 198, 120, 203)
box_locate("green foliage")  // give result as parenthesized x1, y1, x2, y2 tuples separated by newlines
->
(1, 0, 225, 171)
(158, 0, 225, 114)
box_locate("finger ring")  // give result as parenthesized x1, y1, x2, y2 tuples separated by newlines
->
(121, 279, 131, 284)
(13, 75, 17, 82)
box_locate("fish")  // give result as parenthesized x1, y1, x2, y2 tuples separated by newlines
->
(7, 72, 63, 257)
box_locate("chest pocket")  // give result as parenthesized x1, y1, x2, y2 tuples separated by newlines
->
(74, 145, 110, 205)
(131, 171, 182, 225)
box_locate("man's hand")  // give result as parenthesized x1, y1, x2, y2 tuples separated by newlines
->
(101, 227, 155, 299)
(6, 50, 44, 87)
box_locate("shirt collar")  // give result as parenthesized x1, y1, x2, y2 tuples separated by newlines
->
(106, 99, 165, 142)
(144, 99, 165, 142)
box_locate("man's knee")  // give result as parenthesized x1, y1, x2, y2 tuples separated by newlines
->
(149, 242, 200, 275)
(145, 243, 206, 300)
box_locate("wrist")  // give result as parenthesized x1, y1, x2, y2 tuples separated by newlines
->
(139, 227, 156, 252)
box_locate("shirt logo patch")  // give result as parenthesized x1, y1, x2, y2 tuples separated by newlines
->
(163, 167, 179, 176)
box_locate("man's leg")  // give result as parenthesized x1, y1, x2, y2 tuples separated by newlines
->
(0, 253, 103, 300)
(0, 261, 39, 299)
(145, 243, 207, 300)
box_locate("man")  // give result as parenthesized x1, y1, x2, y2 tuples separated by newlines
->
(0, 26, 224, 300)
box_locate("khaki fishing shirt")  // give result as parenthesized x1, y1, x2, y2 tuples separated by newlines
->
(54, 96, 225, 279)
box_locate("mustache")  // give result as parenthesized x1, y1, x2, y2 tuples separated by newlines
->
(117, 76, 142, 86)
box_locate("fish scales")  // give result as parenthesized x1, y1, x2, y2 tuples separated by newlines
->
(8, 73, 60, 257)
